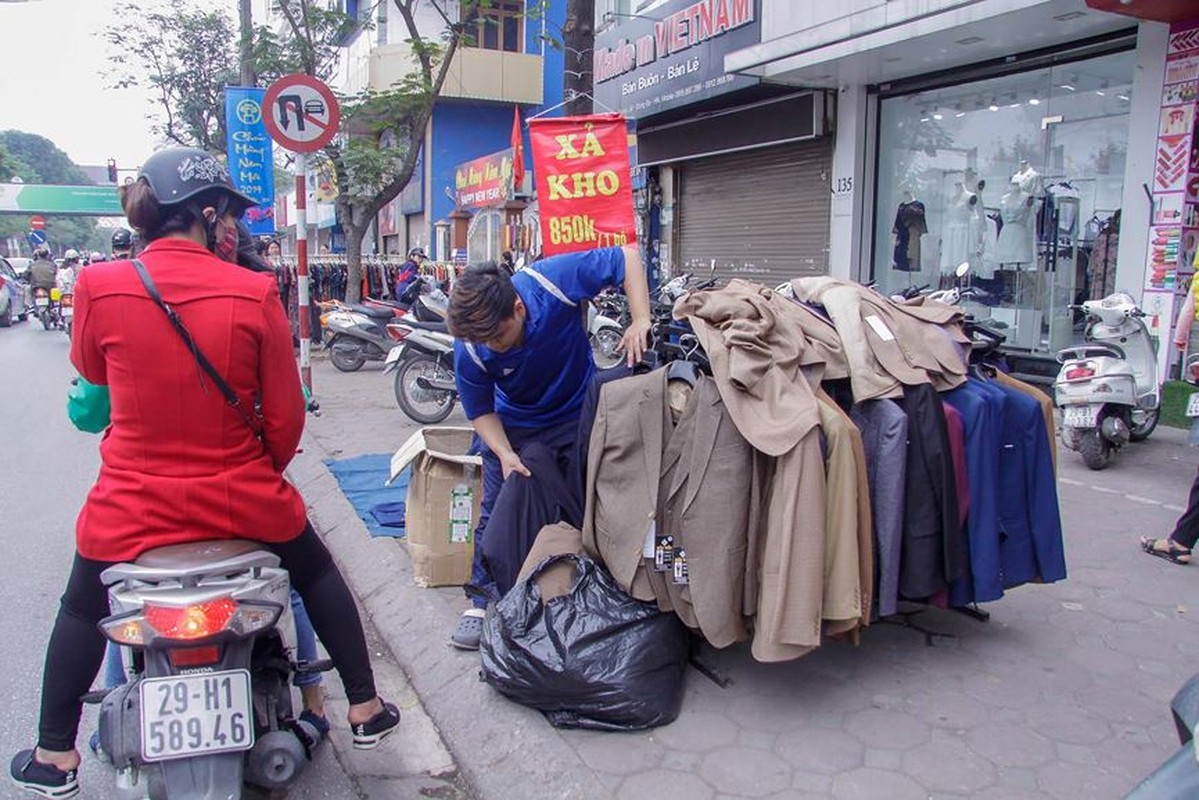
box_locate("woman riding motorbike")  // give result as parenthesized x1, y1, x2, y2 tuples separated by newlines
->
(9, 147, 399, 798)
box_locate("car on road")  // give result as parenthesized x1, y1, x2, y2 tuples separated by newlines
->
(7, 256, 31, 277)
(0, 256, 28, 327)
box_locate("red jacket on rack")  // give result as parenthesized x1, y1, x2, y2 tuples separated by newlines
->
(70, 238, 308, 562)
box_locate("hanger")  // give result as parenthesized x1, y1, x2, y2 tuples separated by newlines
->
(527, 91, 617, 120)
(667, 358, 699, 387)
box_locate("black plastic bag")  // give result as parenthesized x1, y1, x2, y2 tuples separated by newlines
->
(480, 553, 688, 731)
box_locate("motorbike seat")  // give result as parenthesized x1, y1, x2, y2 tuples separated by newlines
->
(349, 304, 395, 320)
(101, 539, 281, 587)
(364, 297, 407, 310)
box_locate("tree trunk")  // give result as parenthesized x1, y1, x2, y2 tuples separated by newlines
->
(344, 220, 368, 303)
(238, 0, 256, 87)
(564, 0, 595, 115)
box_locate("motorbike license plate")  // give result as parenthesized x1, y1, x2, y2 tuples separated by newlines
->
(139, 669, 253, 762)
(1187, 393, 1199, 418)
(34, 298, 48, 308)
(1063, 405, 1100, 428)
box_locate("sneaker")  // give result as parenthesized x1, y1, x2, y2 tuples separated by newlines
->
(351, 702, 400, 750)
(449, 608, 485, 651)
(9, 749, 79, 799)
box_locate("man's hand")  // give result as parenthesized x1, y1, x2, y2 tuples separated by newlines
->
(620, 317, 652, 367)
(499, 449, 531, 479)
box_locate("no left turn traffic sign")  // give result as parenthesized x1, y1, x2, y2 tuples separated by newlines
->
(263, 74, 341, 153)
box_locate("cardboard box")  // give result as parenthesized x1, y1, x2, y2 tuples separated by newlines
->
(390, 427, 482, 587)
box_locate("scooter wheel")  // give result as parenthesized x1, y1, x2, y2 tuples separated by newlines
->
(330, 339, 367, 372)
(1079, 429, 1112, 471)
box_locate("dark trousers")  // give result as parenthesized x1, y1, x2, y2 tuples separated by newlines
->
(37, 524, 376, 752)
(1169, 466, 1199, 550)
(468, 420, 580, 608)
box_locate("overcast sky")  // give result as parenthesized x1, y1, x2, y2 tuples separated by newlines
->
(0, 0, 232, 172)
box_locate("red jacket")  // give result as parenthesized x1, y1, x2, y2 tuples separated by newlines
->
(71, 238, 307, 562)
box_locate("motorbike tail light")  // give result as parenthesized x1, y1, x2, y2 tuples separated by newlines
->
(169, 646, 222, 667)
(34, 288, 49, 298)
(1065, 364, 1095, 381)
(144, 597, 238, 641)
(60, 294, 73, 308)
(1189, 362, 1199, 383)
(100, 613, 152, 646)
(227, 601, 283, 637)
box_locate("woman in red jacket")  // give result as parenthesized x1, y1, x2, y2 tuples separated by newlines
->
(10, 148, 399, 798)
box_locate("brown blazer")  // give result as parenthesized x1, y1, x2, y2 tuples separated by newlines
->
(790, 277, 969, 401)
(676, 284, 830, 661)
(581, 369, 757, 648)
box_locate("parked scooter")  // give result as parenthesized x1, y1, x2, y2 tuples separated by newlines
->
(382, 319, 457, 424)
(1053, 292, 1161, 470)
(321, 303, 406, 372)
(588, 297, 625, 369)
(87, 540, 330, 799)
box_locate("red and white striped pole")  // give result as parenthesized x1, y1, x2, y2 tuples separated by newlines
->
(295, 152, 311, 394)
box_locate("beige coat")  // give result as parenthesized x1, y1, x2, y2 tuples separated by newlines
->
(675, 283, 829, 661)
(790, 277, 969, 401)
(581, 369, 758, 649)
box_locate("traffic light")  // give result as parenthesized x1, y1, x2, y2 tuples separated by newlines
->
(107, 159, 118, 183)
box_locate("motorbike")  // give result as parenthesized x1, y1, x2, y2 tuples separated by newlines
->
(1053, 292, 1161, 470)
(59, 289, 74, 336)
(33, 287, 58, 331)
(588, 296, 625, 369)
(88, 539, 330, 799)
(321, 303, 407, 372)
(1123, 671, 1199, 798)
(382, 319, 458, 424)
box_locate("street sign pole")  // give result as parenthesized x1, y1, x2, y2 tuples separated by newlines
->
(262, 73, 341, 402)
(295, 152, 311, 392)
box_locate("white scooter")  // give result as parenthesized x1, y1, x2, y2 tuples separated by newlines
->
(1053, 292, 1161, 470)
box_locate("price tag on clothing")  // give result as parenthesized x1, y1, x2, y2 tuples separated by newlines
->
(654, 535, 675, 572)
(643, 519, 656, 559)
(672, 548, 689, 585)
(864, 315, 896, 342)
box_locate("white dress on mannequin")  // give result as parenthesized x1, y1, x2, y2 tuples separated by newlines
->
(995, 187, 1035, 265)
(1011, 162, 1043, 196)
(940, 185, 976, 270)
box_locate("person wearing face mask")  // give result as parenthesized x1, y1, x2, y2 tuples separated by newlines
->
(9, 147, 400, 799)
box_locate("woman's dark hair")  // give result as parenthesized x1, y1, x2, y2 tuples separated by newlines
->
(447, 261, 518, 342)
(119, 179, 230, 243)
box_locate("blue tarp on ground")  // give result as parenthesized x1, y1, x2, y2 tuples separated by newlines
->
(322, 453, 410, 538)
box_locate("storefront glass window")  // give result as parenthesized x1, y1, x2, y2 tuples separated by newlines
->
(872, 50, 1135, 352)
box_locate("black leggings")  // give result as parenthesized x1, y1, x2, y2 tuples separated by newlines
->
(37, 524, 376, 752)
(1169, 466, 1199, 550)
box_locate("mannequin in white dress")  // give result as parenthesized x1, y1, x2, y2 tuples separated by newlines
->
(940, 181, 978, 270)
(1011, 160, 1043, 197)
(995, 178, 1036, 266)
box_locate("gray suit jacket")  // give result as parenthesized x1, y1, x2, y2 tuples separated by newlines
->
(582, 369, 757, 648)
(851, 399, 908, 618)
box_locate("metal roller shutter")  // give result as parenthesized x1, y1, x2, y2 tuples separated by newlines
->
(677, 139, 832, 286)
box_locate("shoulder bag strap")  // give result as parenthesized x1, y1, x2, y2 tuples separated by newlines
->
(131, 258, 259, 433)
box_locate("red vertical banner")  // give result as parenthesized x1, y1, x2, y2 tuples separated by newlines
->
(529, 113, 637, 256)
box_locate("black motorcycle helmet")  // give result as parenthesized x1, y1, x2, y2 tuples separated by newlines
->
(111, 228, 133, 250)
(132, 147, 256, 252)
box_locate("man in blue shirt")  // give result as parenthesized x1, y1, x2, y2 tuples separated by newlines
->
(446, 245, 650, 648)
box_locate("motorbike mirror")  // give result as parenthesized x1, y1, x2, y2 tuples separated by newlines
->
(955, 262, 970, 279)
(515, 256, 526, 271)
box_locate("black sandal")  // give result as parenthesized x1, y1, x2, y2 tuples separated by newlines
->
(1139, 537, 1192, 565)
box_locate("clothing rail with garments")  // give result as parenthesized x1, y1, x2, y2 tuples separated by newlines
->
(568, 277, 1065, 664)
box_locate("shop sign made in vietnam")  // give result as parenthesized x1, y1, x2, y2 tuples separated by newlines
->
(593, 0, 760, 118)
(454, 149, 514, 209)
(529, 114, 636, 256)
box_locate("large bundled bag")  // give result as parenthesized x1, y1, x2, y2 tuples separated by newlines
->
(480, 553, 688, 731)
